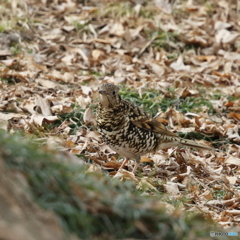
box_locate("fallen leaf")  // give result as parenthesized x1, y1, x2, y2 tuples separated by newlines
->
(225, 156, 240, 167)
(170, 55, 190, 71)
(228, 112, 240, 121)
(83, 107, 96, 126)
(35, 95, 52, 116)
(163, 182, 180, 195)
(215, 29, 239, 43)
(140, 156, 153, 163)
(30, 113, 59, 126)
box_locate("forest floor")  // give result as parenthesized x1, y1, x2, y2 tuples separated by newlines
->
(0, 0, 240, 239)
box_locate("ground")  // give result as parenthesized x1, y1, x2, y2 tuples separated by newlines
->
(0, 0, 240, 239)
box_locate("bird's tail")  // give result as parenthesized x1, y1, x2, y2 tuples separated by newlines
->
(178, 138, 214, 150)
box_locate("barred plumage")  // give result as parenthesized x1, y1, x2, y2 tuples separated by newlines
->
(97, 83, 213, 173)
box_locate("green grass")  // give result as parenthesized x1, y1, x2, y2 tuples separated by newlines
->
(120, 86, 163, 116)
(0, 20, 15, 32)
(153, 30, 180, 51)
(212, 189, 229, 200)
(120, 84, 238, 119)
(10, 43, 22, 56)
(101, 2, 134, 18)
(57, 104, 93, 134)
(163, 96, 214, 113)
(120, 85, 218, 116)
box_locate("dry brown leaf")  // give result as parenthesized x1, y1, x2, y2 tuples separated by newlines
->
(92, 49, 105, 61)
(46, 136, 64, 149)
(225, 102, 234, 107)
(87, 164, 102, 173)
(163, 182, 180, 195)
(0, 112, 27, 121)
(102, 161, 121, 169)
(0, 49, 11, 56)
(30, 113, 59, 126)
(225, 210, 240, 215)
(206, 198, 240, 207)
(113, 169, 138, 182)
(51, 104, 72, 114)
(70, 148, 82, 155)
(109, 22, 125, 37)
(149, 62, 165, 76)
(226, 126, 240, 142)
(35, 95, 52, 116)
(83, 107, 96, 126)
(225, 156, 240, 167)
(202, 190, 213, 200)
(170, 55, 190, 71)
(225, 176, 237, 185)
(215, 29, 239, 44)
(228, 112, 240, 121)
(140, 156, 153, 163)
(155, 0, 172, 14)
(0, 58, 18, 67)
(64, 140, 75, 148)
(151, 151, 170, 166)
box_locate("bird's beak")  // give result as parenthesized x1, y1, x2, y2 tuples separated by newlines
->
(98, 89, 106, 95)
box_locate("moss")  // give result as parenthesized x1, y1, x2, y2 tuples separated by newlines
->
(0, 130, 226, 239)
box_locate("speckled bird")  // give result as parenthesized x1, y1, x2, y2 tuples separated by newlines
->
(97, 83, 213, 173)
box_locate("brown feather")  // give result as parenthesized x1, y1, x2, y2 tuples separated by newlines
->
(132, 118, 178, 137)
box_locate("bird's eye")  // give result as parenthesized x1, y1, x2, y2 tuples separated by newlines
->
(112, 90, 116, 95)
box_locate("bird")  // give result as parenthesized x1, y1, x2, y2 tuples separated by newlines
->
(96, 83, 213, 173)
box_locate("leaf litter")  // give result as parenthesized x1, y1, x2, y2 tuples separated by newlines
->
(0, 0, 240, 231)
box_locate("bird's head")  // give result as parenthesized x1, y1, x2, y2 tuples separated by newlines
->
(98, 83, 121, 108)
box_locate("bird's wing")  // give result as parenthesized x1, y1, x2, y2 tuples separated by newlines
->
(124, 100, 178, 137)
(126, 101, 150, 121)
(132, 117, 179, 137)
